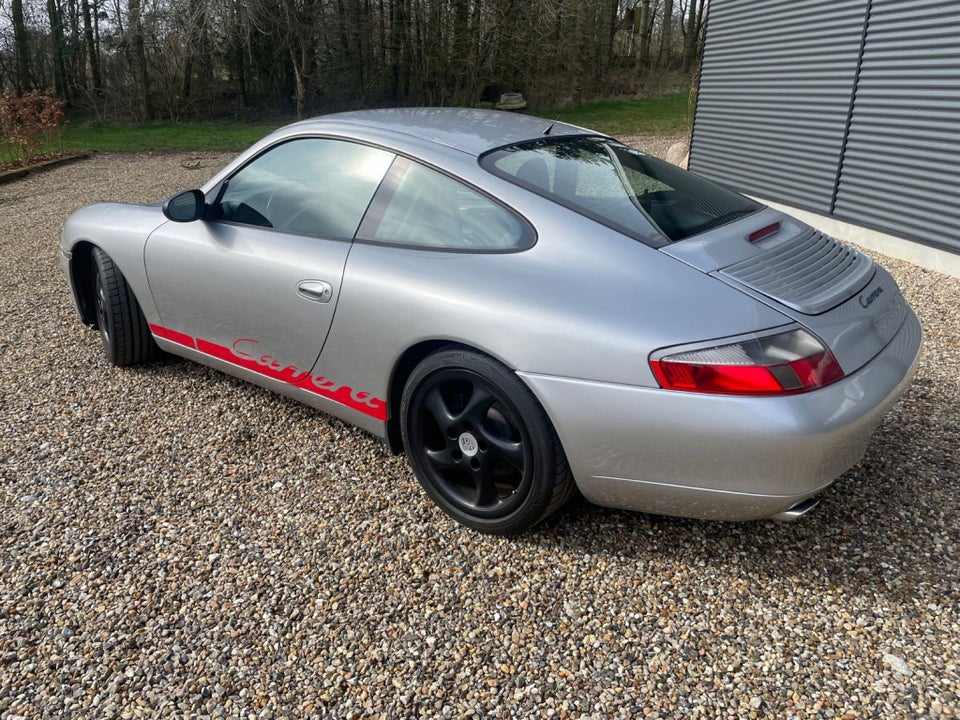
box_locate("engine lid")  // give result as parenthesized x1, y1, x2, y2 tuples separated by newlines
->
(661, 208, 876, 312)
(660, 209, 910, 374)
(716, 227, 875, 315)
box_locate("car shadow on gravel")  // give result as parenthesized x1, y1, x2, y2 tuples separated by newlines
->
(127, 346, 956, 610)
(523, 379, 958, 605)
(78, 331, 956, 610)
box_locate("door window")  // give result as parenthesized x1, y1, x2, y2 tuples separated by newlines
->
(216, 138, 395, 239)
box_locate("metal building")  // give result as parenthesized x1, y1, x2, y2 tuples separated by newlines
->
(689, 0, 960, 257)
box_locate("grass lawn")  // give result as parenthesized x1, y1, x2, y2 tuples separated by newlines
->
(40, 94, 689, 155)
(529, 92, 691, 136)
(54, 120, 285, 153)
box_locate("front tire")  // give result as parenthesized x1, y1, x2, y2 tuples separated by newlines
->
(400, 348, 575, 534)
(91, 247, 159, 366)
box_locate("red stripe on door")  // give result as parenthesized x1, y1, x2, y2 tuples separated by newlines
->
(150, 325, 387, 421)
(149, 324, 196, 349)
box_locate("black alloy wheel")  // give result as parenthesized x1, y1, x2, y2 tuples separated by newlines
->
(401, 348, 575, 534)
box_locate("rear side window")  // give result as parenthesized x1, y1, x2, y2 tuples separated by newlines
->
(358, 157, 532, 251)
(483, 137, 761, 242)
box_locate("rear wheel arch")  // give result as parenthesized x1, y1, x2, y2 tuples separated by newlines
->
(386, 340, 459, 453)
(397, 346, 577, 533)
(385, 340, 565, 455)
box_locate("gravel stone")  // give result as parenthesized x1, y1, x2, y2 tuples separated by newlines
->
(882, 654, 914, 678)
(0, 142, 958, 719)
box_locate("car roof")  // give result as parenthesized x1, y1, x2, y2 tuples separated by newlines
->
(287, 108, 593, 157)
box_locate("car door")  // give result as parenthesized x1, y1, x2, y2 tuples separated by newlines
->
(144, 137, 395, 380)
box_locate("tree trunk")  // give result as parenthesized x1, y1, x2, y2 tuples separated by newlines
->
(607, 0, 618, 68)
(452, 0, 469, 103)
(128, 0, 153, 119)
(290, 48, 305, 118)
(231, 0, 249, 106)
(659, 0, 674, 67)
(46, 0, 69, 99)
(80, 0, 102, 94)
(12, 0, 31, 92)
(682, 0, 699, 71)
(66, 0, 86, 93)
(181, 0, 199, 100)
(233, 33, 248, 107)
(335, 0, 353, 86)
(637, 0, 653, 68)
(389, 0, 412, 101)
(181, 55, 193, 101)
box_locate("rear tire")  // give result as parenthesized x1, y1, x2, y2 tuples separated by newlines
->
(400, 348, 576, 534)
(91, 247, 159, 366)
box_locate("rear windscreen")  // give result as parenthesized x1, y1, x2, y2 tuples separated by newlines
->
(482, 136, 762, 242)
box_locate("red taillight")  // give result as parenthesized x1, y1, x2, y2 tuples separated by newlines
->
(650, 329, 845, 396)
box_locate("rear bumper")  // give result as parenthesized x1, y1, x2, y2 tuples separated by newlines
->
(520, 308, 922, 521)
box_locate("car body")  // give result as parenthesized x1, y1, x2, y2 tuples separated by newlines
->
(60, 108, 922, 533)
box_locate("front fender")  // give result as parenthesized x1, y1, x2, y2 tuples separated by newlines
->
(61, 203, 167, 325)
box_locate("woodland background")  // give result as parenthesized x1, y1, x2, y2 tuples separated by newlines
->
(0, 0, 705, 121)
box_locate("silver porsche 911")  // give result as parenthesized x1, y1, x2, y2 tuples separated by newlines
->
(60, 108, 922, 534)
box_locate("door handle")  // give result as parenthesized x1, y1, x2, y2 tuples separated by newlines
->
(297, 280, 333, 303)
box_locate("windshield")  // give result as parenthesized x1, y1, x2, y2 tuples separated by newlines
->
(482, 136, 762, 243)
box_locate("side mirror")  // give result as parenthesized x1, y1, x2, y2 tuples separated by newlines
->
(162, 189, 206, 222)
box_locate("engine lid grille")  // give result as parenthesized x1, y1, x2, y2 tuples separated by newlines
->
(718, 229, 875, 315)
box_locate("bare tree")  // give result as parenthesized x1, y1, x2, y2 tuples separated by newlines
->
(2, 0, 697, 118)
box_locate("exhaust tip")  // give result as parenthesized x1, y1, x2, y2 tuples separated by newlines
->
(770, 496, 821, 522)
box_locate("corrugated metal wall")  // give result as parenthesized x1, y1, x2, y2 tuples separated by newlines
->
(690, 0, 960, 254)
(690, 0, 869, 215)
(833, 0, 960, 250)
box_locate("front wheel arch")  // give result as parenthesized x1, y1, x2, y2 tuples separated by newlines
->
(87, 246, 160, 366)
(69, 241, 98, 326)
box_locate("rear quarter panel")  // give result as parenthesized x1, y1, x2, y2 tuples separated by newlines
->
(318, 196, 793, 412)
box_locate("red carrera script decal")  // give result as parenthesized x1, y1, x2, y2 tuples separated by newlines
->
(149, 325, 387, 421)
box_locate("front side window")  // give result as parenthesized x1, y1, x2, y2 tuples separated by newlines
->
(216, 138, 394, 239)
(483, 137, 761, 243)
(358, 158, 532, 251)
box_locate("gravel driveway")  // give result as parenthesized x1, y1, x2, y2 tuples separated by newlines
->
(1, 147, 958, 719)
